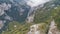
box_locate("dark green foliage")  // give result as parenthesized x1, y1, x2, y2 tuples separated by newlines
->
(2, 21, 32, 34)
(50, 6, 60, 30)
(34, 7, 51, 24)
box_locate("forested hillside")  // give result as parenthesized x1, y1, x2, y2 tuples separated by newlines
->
(0, 0, 60, 34)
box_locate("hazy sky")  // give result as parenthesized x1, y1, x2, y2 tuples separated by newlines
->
(26, 0, 50, 7)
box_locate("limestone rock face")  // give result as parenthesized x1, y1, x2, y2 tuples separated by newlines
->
(27, 24, 40, 34)
(27, 20, 60, 34)
(27, 24, 47, 34)
(48, 20, 60, 34)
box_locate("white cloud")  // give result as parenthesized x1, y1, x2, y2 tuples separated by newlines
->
(26, 0, 50, 7)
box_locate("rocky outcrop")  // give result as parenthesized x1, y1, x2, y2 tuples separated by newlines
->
(27, 24, 40, 34)
(48, 20, 60, 34)
(27, 23, 48, 34)
(27, 20, 60, 34)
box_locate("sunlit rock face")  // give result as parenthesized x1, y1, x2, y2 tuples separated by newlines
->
(48, 20, 60, 34)
(28, 24, 40, 34)
(26, 0, 50, 7)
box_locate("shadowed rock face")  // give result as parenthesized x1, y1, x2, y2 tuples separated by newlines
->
(0, 0, 31, 32)
(0, 0, 31, 22)
(0, 20, 4, 29)
(28, 24, 40, 34)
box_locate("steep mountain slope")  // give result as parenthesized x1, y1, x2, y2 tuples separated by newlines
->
(34, 0, 60, 23)
(0, 0, 60, 34)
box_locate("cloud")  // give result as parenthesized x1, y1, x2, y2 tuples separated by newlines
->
(26, 0, 50, 7)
